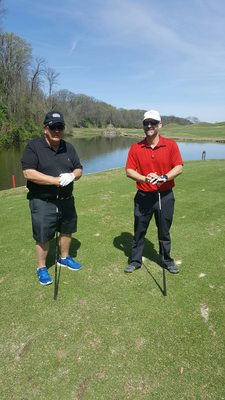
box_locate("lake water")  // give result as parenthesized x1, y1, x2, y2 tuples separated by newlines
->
(0, 136, 224, 190)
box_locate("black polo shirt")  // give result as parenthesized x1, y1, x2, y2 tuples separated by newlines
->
(21, 136, 83, 199)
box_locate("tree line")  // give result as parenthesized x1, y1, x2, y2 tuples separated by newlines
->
(0, 5, 191, 147)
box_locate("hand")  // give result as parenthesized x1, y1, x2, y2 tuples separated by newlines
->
(146, 172, 158, 184)
(146, 175, 168, 185)
(59, 172, 75, 187)
(155, 175, 168, 183)
(150, 175, 168, 185)
(146, 176, 159, 184)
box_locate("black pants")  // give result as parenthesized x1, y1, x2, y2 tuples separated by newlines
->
(130, 190, 175, 268)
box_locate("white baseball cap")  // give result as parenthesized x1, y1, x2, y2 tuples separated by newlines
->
(143, 109, 161, 122)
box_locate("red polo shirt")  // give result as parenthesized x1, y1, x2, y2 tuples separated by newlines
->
(126, 136, 183, 192)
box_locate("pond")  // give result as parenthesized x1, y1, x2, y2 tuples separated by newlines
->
(0, 136, 224, 190)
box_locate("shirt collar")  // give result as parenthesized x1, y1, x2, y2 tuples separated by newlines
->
(41, 136, 65, 152)
(139, 135, 166, 148)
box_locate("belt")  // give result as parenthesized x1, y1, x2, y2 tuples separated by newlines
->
(57, 195, 73, 201)
(27, 193, 73, 201)
(138, 189, 172, 196)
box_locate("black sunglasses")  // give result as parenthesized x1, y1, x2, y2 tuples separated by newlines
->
(48, 124, 65, 132)
(143, 119, 159, 127)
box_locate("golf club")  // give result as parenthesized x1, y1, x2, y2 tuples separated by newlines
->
(54, 198, 60, 300)
(158, 191, 167, 296)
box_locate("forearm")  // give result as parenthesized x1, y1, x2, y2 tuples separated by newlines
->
(127, 165, 183, 185)
(72, 168, 83, 181)
(166, 165, 183, 181)
(23, 169, 60, 186)
(126, 168, 147, 183)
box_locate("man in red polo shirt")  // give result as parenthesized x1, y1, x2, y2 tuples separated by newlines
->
(124, 109, 183, 274)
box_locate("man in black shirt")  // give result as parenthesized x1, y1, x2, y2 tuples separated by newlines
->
(21, 111, 83, 285)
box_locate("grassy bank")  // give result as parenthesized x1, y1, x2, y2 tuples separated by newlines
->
(1, 122, 224, 149)
(161, 122, 225, 142)
(70, 123, 225, 142)
(0, 160, 225, 399)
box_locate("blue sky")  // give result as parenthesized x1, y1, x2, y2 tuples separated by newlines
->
(3, 0, 225, 122)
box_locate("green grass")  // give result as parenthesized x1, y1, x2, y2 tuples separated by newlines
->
(69, 123, 225, 143)
(70, 127, 105, 138)
(0, 160, 225, 399)
(161, 123, 225, 141)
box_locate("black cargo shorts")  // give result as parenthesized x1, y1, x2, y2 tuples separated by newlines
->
(29, 196, 77, 243)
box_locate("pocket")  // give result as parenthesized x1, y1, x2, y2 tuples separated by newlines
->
(29, 198, 40, 213)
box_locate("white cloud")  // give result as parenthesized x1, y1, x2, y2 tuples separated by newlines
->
(96, 0, 225, 69)
(69, 39, 77, 54)
(5, 0, 225, 122)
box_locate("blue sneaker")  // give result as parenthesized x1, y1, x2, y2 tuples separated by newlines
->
(57, 256, 81, 271)
(36, 267, 53, 285)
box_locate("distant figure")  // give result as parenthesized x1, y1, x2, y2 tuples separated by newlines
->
(202, 151, 206, 160)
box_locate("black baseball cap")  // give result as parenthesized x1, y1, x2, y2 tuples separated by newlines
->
(43, 111, 65, 127)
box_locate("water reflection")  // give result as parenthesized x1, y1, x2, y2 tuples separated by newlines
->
(0, 136, 224, 190)
(66, 136, 137, 174)
(178, 142, 225, 161)
(67, 136, 137, 163)
(0, 136, 137, 190)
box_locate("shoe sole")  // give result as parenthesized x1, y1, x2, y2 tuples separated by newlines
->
(39, 280, 53, 285)
(163, 266, 180, 274)
(124, 266, 141, 273)
(57, 262, 81, 271)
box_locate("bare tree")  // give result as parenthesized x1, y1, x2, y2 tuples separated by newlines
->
(44, 66, 59, 97)
(30, 57, 46, 99)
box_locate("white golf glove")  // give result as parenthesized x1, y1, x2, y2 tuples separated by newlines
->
(59, 172, 75, 187)
(147, 175, 168, 184)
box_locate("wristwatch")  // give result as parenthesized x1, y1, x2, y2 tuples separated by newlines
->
(163, 175, 168, 181)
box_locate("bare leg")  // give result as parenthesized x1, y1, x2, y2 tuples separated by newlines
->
(59, 234, 72, 258)
(36, 242, 49, 268)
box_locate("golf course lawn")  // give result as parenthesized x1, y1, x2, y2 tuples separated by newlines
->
(70, 122, 225, 143)
(0, 159, 224, 399)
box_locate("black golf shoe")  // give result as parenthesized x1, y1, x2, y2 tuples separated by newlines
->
(124, 264, 141, 273)
(164, 264, 180, 274)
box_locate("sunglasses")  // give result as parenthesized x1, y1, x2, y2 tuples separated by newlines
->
(48, 124, 65, 132)
(143, 119, 159, 127)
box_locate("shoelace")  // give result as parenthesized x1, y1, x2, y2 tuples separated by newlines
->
(39, 268, 49, 278)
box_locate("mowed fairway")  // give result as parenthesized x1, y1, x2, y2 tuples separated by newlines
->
(71, 122, 225, 143)
(0, 160, 225, 399)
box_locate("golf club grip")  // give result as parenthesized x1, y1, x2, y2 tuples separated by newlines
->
(54, 221, 59, 300)
(163, 268, 167, 296)
(158, 191, 167, 297)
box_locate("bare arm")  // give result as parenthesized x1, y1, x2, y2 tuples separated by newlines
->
(146, 165, 183, 182)
(72, 168, 83, 181)
(126, 168, 148, 183)
(23, 169, 60, 186)
(126, 164, 183, 184)
(165, 165, 183, 181)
